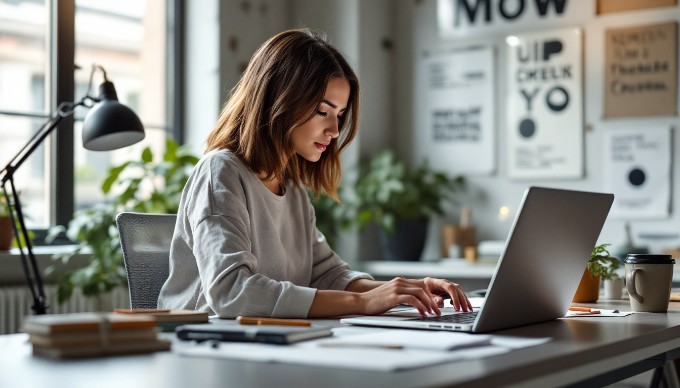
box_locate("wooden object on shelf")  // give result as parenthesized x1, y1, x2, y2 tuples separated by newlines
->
(441, 207, 477, 261)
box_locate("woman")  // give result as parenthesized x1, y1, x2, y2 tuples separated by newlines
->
(158, 28, 472, 318)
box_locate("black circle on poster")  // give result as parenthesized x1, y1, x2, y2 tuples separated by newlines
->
(519, 118, 536, 138)
(628, 167, 646, 186)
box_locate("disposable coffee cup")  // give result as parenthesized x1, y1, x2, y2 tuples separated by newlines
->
(624, 254, 675, 313)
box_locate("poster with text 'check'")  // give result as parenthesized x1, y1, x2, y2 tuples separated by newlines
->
(420, 47, 495, 175)
(506, 28, 583, 180)
(604, 127, 671, 219)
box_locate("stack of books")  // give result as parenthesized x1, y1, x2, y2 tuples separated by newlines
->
(22, 313, 171, 359)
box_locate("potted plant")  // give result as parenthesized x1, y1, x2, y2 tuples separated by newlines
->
(308, 188, 349, 249)
(46, 139, 199, 304)
(573, 243, 620, 303)
(346, 150, 464, 261)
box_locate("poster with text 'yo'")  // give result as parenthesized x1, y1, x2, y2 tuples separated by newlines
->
(604, 127, 671, 219)
(506, 28, 583, 180)
(420, 47, 495, 175)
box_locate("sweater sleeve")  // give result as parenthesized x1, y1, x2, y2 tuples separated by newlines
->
(192, 215, 316, 318)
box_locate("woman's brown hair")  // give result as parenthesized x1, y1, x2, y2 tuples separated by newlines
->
(205, 28, 359, 201)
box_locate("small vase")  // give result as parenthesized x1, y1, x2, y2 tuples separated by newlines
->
(603, 278, 624, 300)
(0, 216, 12, 251)
(573, 269, 600, 303)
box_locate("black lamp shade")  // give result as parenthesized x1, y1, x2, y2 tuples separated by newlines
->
(82, 81, 145, 151)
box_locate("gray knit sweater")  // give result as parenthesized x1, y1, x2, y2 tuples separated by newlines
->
(157, 149, 372, 318)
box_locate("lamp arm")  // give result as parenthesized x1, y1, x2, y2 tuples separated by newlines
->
(0, 99, 90, 185)
(0, 98, 88, 315)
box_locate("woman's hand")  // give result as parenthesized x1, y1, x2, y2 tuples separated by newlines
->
(422, 277, 473, 312)
(357, 276, 472, 316)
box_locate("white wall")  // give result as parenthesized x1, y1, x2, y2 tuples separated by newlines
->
(394, 0, 680, 260)
(184, 1, 680, 262)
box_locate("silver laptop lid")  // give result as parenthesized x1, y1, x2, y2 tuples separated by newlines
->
(473, 186, 613, 332)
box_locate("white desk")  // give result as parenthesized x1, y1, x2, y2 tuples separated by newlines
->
(3, 301, 680, 388)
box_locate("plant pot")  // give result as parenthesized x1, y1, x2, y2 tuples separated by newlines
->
(573, 269, 600, 303)
(0, 216, 12, 251)
(378, 219, 429, 261)
(603, 277, 624, 300)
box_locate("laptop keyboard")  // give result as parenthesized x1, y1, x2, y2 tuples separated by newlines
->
(408, 311, 478, 324)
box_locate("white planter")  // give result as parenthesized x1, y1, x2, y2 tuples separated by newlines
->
(603, 278, 624, 300)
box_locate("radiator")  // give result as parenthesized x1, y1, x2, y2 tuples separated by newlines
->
(0, 285, 130, 334)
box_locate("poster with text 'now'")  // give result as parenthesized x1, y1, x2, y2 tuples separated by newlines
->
(506, 28, 583, 180)
(605, 127, 671, 219)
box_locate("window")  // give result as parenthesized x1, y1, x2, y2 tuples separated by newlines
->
(0, 0, 181, 231)
(0, 0, 49, 227)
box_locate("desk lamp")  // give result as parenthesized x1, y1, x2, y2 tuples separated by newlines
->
(0, 65, 145, 315)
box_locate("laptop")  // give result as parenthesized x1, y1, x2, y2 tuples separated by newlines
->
(342, 186, 614, 333)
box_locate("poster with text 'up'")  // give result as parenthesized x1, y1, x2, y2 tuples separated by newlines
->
(420, 47, 495, 175)
(506, 28, 583, 180)
(604, 127, 671, 219)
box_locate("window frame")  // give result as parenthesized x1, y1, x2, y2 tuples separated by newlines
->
(0, 0, 184, 236)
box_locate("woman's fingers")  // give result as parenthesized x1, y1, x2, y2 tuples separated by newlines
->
(426, 278, 472, 312)
(400, 286, 441, 315)
(388, 277, 441, 315)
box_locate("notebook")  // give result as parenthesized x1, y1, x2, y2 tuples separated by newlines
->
(176, 323, 333, 344)
(342, 186, 614, 333)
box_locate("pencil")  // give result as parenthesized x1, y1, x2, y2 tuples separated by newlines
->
(236, 316, 312, 327)
(568, 307, 594, 312)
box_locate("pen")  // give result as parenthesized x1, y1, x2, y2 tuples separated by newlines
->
(236, 316, 312, 327)
(318, 343, 404, 350)
(568, 307, 596, 312)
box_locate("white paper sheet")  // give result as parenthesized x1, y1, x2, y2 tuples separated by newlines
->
(563, 309, 633, 318)
(174, 326, 551, 372)
(316, 329, 491, 351)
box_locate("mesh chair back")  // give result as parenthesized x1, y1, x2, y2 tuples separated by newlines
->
(116, 212, 176, 309)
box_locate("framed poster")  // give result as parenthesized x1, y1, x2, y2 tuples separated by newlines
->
(506, 28, 583, 180)
(604, 22, 678, 118)
(604, 127, 671, 219)
(597, 0, 677, 14)
(419, 47, 495, 175)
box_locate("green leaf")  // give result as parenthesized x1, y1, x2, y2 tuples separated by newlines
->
(141, 147, 153, 163)
(164, 139, 178, 161)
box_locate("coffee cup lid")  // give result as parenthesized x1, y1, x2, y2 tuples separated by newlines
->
(624, 254, 675, 265)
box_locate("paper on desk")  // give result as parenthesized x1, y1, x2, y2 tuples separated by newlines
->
(316, 329, 491, 351)
(175, 327, 551, 372)
(563, 309, 633, 318)
(176, 341, 502, 372)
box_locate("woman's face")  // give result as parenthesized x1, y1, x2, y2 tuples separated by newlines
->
(291, 77, 350, 162)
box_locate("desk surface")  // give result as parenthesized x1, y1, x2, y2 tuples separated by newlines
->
(2, 300, 680, 388)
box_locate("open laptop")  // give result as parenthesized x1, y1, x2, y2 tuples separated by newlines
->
(342, 186, 614, 333)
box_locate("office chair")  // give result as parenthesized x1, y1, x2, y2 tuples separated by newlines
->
(116, 212, 176, 309)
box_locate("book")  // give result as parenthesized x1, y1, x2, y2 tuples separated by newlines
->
(28, 329, 158, 347)
(31, 339, 171, 359)
(113, 308, 210, 323)
(176, 323, 333, 345)
(21, 313, 157, 335)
